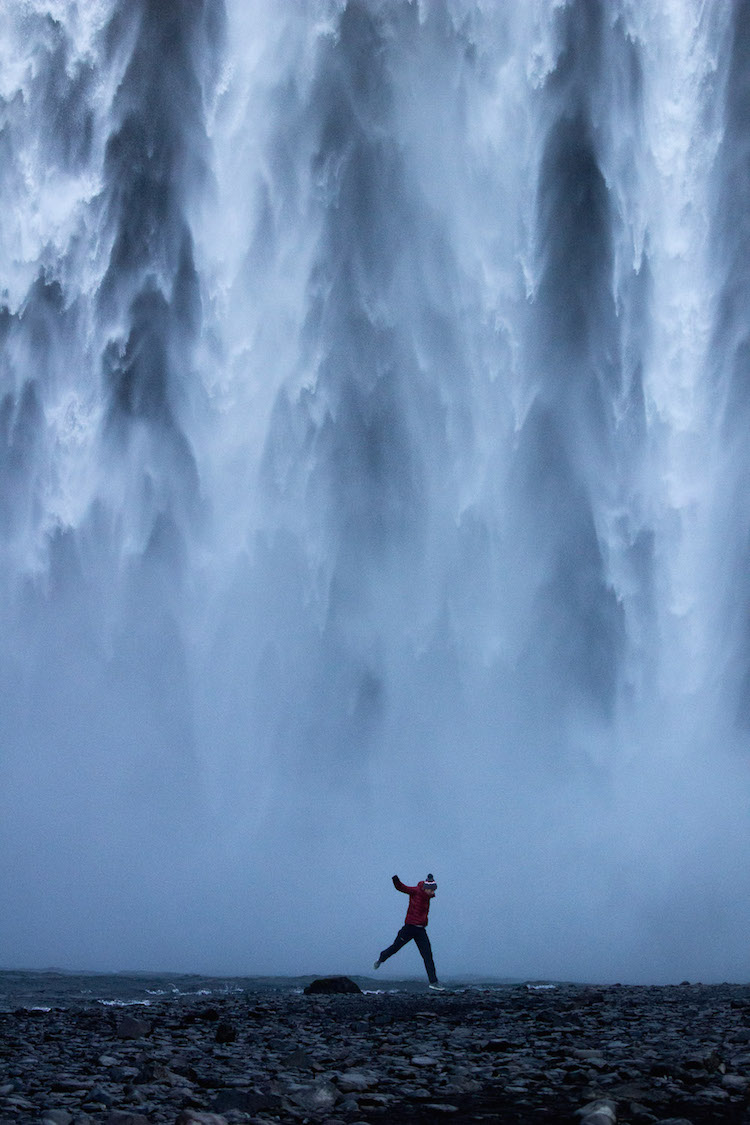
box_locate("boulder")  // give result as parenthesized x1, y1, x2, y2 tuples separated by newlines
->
(303, 976, 362, 995)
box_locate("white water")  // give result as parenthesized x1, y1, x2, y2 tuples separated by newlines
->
(1, 0, 749, 983)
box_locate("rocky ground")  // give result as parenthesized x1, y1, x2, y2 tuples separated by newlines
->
(2, 981, 750, 1124)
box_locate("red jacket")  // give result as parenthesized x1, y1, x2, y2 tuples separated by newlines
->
(393, 876, 432, 927)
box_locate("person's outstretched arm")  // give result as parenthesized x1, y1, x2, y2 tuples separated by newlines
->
(392, 875, 416, 893)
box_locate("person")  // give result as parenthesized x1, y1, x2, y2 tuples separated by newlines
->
(374, 873, 444, 990)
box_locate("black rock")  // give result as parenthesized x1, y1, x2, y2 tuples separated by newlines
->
(303, 976, 362, 995)
(212, 1088, 279, 1113)
(215, 1022, 237, 1044)
(115, 1016, 151, 1039)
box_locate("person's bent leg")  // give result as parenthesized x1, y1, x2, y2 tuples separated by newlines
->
(413, 927, 438, 984)
(378, 925, 414, 965)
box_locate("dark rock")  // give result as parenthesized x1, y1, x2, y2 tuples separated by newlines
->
(134, 1061, 167, 1084)
(303, 976, 362, 995)
(337, 1070, 375, 1093)
(41, 1112, 73, 1125)
(284, 1079, 339, 1113)
(115, 1016, 151, 1039)
(214, 1022, 236, 1044)
(722, 1073, 749, 1090)
(245, 1004, 272, 1020)
(211, 1089, 279, 1114)
(577, 1098, 616, 1125)
(51, 1077, 91, 1092)
(282, 1048, 314, 1068)
(627, 1103, 657, 1122)
(88, 1084, 116, 1107)
(176, 1113, 228, 1125)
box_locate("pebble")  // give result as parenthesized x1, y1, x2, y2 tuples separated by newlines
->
(1, 983, 750, 1122)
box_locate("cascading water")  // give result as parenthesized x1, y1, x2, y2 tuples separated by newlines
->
(2, 0, 750, 982)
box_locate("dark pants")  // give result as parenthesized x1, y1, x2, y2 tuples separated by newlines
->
(379, 924, 437, 983)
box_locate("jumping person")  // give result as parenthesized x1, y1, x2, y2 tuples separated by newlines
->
(374, 873, 444, 990)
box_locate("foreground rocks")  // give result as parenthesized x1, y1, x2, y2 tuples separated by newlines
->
(2, 982, 750, 1123)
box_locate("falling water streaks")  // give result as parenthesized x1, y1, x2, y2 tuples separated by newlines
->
(624, 0, 731, 706)
(3, 1, 750, 982)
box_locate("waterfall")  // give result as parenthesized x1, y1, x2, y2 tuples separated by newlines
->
(1, 0, 749, 981)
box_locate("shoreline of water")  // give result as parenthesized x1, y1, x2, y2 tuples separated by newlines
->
(0, 968, 528, 1012)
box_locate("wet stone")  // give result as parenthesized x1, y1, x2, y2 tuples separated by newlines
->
(115, 1016, 151, 1040)
(337, 1070, 376, 1092)
(4, 982, 750, 1123)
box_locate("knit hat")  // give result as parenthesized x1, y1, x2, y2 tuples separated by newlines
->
(424, 874, 437, 892)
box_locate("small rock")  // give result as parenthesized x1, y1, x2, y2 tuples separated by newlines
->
(577, 1098, 617, 1125)
(41, 1112, 73, 1125)
(412, 1055, 439, 1067)
(211, 1089, 277, 1114)
(5, 1097, 37, 1111)
(285, 1080, 339, 1112)
(282, 1048, 314, 1068)
(89, 1085, 116, 1107)
(115, 1016, 151, 1040)
(627, 1102, 657, 1122)
(176, 1113, 228, 1125)
(338, 1071, 375, 1093)
(51, 1078, 90, 1092)
(701, 1086, 730, 1101)
(214, 1022, 236, 1044)
(721, 1073, 749, 1090)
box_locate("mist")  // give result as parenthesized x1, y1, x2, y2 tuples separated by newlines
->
(2, 0, 750, 986)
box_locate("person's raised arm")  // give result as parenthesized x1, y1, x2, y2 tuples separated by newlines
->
(392, 875, 416, 893)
